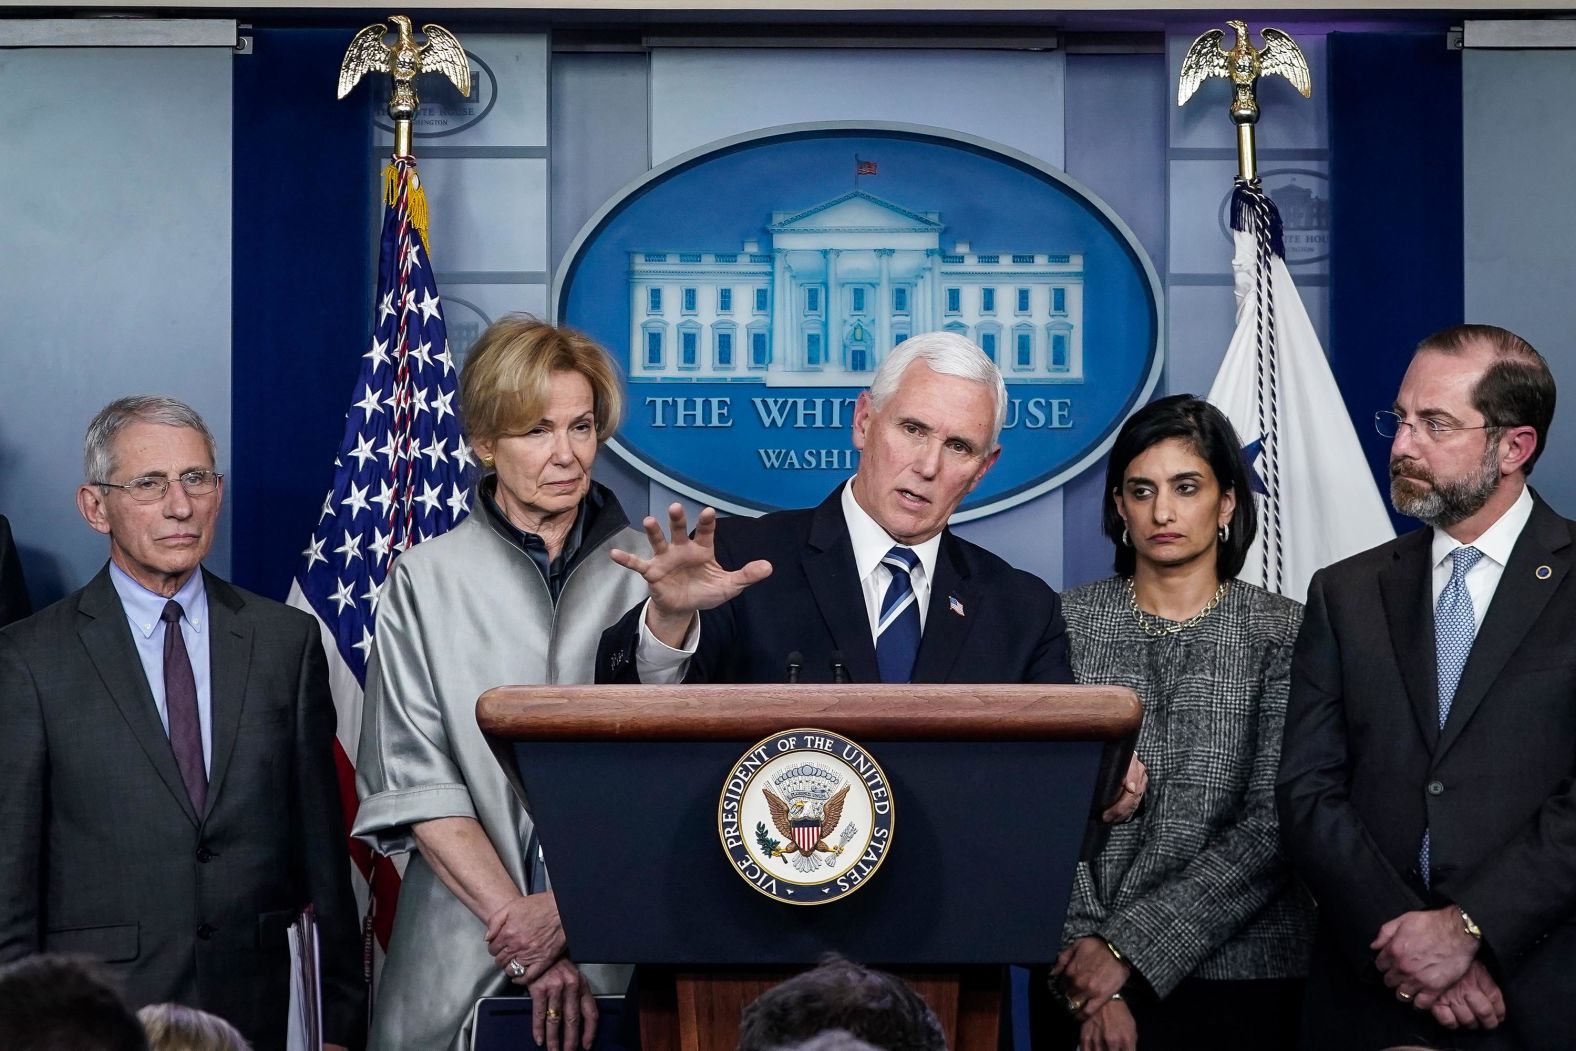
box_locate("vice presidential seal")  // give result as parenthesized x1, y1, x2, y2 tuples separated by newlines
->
(718, 728, 895, 906)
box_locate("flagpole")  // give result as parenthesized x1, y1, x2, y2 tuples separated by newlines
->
(323, 13, 474, 1008)
(1179, 21, 1311, 594)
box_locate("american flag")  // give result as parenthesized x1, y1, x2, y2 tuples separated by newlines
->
(855, 157, 878, 176)
(286, 155, 473, 970)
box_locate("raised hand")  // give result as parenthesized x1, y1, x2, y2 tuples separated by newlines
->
(610, 504, 772, 647)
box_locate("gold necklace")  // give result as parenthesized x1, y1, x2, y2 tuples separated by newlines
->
(1127, 577, 1228, 638)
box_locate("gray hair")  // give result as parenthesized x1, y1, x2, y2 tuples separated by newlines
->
(868, 331, 1008, 448)
(84, 395, 217, 483)
(138, 1002, 252, 1051)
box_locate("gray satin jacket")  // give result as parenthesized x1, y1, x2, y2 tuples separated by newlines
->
(353, 483, 649, 1050)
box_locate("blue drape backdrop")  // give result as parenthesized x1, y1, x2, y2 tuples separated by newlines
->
(232, 26, 377, 598)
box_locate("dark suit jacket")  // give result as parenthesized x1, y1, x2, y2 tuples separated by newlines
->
(0, 567, 365, 1050)
(1277, 494, 1576, 1050)
(598, 487, 1072, 685)
(0, 515, 30, 628)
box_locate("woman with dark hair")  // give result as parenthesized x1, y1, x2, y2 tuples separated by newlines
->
(1037, 394, 1313, 1051)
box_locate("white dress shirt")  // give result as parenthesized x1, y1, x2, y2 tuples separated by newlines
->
(1429, 483, 1534, 634)
(635, 479, 941, 681)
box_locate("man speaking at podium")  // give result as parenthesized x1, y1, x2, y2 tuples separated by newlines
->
(598, 332, 1143, 820)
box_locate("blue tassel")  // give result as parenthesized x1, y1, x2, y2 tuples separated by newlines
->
(1230, 182, 1286, 260)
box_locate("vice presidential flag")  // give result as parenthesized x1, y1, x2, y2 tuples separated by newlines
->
(286, 156, 473, 968)
(1207, 183, 1393, 603)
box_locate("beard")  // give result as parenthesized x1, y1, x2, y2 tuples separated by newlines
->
(1390, 438, 1502, 528)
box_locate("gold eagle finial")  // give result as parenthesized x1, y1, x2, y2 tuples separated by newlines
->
(338, 15, 471, 157)
(1178, 21, 1310, 182)
(1178, 20, 1310, 122)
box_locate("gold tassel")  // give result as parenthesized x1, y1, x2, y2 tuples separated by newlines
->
(382, 161, 431, 251)
(407, 170, 430, 250)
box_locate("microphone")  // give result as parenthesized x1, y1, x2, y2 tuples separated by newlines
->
(830, 650, 850, 684)
(785, 651, 804, 684)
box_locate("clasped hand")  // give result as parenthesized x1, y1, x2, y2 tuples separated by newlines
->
(610, 504, 773, 647)
(1372, 906, 1504, 1029)
(486, 891, 567, 984)
(486, 894, 598, 1051)
(1102, 755, 1147, 824)
(1051, 936, 1131, 1022)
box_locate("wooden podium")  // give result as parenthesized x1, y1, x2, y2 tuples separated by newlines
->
(478, 684, 1139, 1051)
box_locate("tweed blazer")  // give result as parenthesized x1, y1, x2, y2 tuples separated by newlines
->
(1060, 576, 1314, 998)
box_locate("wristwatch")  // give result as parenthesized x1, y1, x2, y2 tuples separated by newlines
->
(1458, 906, 1483, 941)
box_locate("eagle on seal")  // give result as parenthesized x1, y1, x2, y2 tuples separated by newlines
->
(764, 783, 851, 874)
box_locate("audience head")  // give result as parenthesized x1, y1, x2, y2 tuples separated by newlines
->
(736, 953, 946, 1051)
(1102, 394, 1255, 580)
(77, 395, 223, 597)
(0, 954, 149, 1051)
(137, 1003, 251, 1051)
(771, 1031, 883, 1051)
(853, 332, 1005, 546)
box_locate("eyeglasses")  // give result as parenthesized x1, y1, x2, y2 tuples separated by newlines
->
(94, 470, 222, 502)
(1374, 410, 1501, 443)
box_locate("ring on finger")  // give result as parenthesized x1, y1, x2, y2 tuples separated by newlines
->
(1396, 989, 1413, 1003)
(506, 958, 526, 978)
(545, 1007, 563, 1021)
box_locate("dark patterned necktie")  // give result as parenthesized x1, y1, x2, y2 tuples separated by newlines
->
(876, 546, 922, 683)
(162, 600, 207, 815)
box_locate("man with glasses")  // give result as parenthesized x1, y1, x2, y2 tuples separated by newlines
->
(1279, 324, 1574, 1050)
(0, 396, 365, 1051)
(597, 331, 1145, 821)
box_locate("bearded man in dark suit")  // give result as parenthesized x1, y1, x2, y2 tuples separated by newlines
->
(1279, 324, 1576, 1050)
(0, 395, 364, 1051)
(598, 331, 1144, 820)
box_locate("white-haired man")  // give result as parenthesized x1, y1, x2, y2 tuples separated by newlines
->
(598, 332, 1144, 819)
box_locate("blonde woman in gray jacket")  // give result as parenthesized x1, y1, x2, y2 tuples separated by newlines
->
(354, 317, 650, 1051)
(1038, 395, 1314, 1051)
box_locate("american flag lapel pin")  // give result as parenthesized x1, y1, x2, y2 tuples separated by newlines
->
(949, 594, 965, 617)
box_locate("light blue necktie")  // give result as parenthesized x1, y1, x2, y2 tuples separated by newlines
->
(876, 546, 922, 684)
(1419, 545, 1485, 887)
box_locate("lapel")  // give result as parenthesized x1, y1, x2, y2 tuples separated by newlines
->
(1437, 496, 1572, 757)
(76, 567, 200, 826)
(1377, 528, 1441, 750)
(910, 530, 979, 683)
(801, 489, 880, 683)
(202, 570, 254, 815)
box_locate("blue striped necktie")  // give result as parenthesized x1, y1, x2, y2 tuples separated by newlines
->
(876, 546, 922, 683)
(1419, 544, 1485, 887)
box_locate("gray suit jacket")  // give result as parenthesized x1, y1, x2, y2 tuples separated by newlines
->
(0, 566, 365, 1050)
